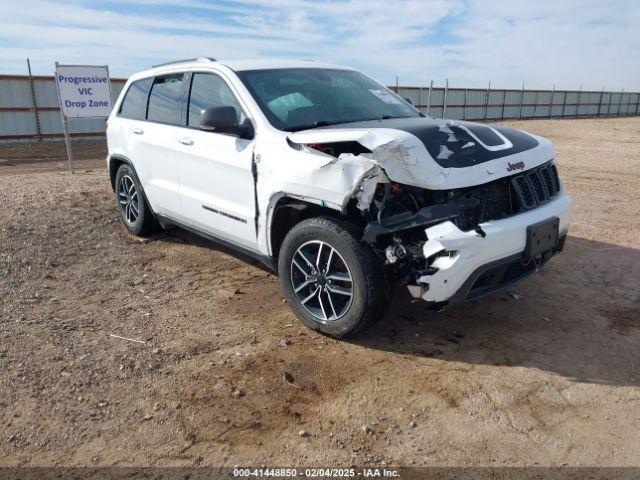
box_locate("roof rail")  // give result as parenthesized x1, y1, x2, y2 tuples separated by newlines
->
(152, 57, 216, 68)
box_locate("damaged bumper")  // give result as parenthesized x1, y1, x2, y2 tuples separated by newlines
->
(409, 192, 572, 304)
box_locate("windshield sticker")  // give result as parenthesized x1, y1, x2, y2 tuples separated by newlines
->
(267, 92, 313, 121)
(368, 89, 402, 105)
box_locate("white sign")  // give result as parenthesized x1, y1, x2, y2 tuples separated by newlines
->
(55, 65, 112, 118)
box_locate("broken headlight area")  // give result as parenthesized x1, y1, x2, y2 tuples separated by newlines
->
(354, 182, 485, 285)
(355, 161, 561, 285)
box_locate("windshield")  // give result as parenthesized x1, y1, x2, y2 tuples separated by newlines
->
(236, 68, 420, 132)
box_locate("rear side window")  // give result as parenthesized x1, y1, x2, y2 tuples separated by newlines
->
(118, 78, 152, 120)
(187, 73, 246, 128)
(147, 74, 184, 124)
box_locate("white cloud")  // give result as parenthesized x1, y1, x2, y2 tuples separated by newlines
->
(0, 0, 638, 90)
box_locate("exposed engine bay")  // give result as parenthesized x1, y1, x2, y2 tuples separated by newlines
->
(348, 159, 562, 290)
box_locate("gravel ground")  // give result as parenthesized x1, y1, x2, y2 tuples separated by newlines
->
(0, 118, 639, 468)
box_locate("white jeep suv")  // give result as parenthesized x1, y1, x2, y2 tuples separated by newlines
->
(106, 58, 571, 338)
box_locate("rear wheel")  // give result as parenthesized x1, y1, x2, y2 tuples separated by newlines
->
(114, 164, 159, 236)
(278, 217, 386, 338)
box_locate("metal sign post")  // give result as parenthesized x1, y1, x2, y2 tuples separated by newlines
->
(54, 62, 112, 174)
(55, 62, 74, 173)
(61, 114, 75, 174)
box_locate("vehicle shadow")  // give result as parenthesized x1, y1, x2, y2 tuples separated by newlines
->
(158, 226, 274, 274)
(154, 226, 639, 388)
(353, 235, 640, 388)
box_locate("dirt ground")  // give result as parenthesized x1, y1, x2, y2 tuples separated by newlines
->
(0, 118, 639, 468)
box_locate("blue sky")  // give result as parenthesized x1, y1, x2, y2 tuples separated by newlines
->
(1, 0, 639, 90)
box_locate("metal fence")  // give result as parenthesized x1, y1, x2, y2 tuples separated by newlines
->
(1, 74, 639, 143)
(0, 74, 125, 143)
(394, 82, 640, 121)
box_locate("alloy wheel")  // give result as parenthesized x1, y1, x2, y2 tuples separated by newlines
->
(290, 240, 353, 321)
(118, 174, 139, 224)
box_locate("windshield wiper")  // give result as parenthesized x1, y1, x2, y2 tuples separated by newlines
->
(291, 119, 361, 132)
(379, 114, 425, 120)
(291, 116, 417, 132)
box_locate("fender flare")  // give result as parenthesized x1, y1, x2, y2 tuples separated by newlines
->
(107, 154, 135, 191)
(265, 192, 343, 257)
(108, 155, 158, 221)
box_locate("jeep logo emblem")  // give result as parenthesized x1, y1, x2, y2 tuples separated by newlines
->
(506, 161, 525, 172)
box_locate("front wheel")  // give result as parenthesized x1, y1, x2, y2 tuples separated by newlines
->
(278, 217, 386, 338)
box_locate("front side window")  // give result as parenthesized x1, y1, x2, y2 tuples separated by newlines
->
(236, 68, 419, 131)
(147, 74, 184, 124)
(118, 78, 152, 120)
(187, 73, 246, 128)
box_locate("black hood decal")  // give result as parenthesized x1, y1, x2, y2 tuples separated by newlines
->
(317, 117, 539, 168)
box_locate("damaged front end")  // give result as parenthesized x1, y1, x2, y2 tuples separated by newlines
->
(352, 160, 568, 306)
(286, 118, 571, 307)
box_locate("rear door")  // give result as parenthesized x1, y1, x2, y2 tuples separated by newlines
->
(108, 77, 151, 166)
(173, 71, 257, 250)
(131, 73, 185, 218)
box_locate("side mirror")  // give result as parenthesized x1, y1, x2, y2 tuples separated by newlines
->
(200, 106, 253, 139)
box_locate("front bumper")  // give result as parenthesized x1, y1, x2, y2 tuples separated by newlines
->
(409, 192, 572, 303)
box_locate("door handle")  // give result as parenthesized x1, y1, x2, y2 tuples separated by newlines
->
(132, 127, 144, 135)
(178, 137, 194, 146)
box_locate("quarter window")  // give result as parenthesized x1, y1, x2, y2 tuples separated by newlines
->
(118, 78, 152, 120)
(187, 73, 246, 128)
(147, 74, 184, 124)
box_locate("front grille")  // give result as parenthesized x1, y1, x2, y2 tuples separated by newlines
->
(539, 167, 556, 197)
(528, 171, 546, 203)
(514, 176, 535, 208)
(450, 160, 561, 231)
(511, 161, 560, 210)
(484, 183, 511, 219)
(550, 164, 561, 192)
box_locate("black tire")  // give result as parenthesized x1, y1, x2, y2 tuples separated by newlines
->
(278, 216, 386, 338)
(114, 164, 159, 236)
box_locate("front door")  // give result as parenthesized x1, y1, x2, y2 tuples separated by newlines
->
(174, 72, 257, 250)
